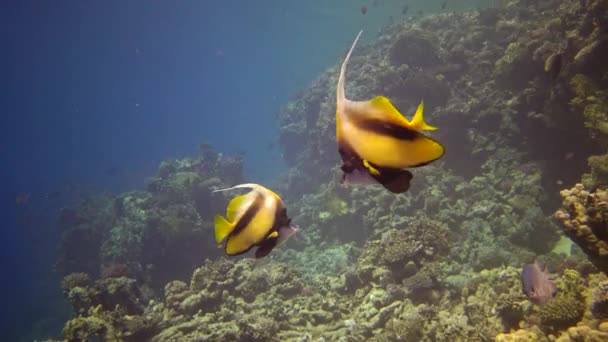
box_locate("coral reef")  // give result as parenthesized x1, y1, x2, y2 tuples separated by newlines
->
(42, 0, 608, 341)
(47, 250, 608, 342)
(56, 146, 245, 291)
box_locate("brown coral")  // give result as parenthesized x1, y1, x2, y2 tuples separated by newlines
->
(554, 183, 608, 272)
(539, 296, 584, 330)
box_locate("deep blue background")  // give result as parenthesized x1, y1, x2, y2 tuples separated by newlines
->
(0, 1, 414, 339)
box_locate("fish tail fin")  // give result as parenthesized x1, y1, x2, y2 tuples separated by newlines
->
(214, 214, 234, 243)
(212, 183, 261, 193)
(337, 30, 363, 103)
(410, 101, 438, 131)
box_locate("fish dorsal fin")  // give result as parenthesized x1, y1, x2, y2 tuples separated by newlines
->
(212, 183, 261, 193)
(369, 96, 412, 126)
(214, 214, 234, 243)
(226, 194, 248, 221)
(410, 101, 437, 131)
(338, 30, 363, 105)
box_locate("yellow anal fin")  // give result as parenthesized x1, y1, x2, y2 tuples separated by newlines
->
(410, 101, 437, 131)
(214, 214, 234, 243)
(266, 231, 279, 239)
(226, 194, 248, 221)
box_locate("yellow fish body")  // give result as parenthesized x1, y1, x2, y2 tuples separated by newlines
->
(336, 31, 445, 193)
(213, 183, 296, 258)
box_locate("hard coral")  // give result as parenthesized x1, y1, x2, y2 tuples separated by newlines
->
(539, 296, 584, 330)
(388, 30, 441, 68)
(555, 183, 608, 272)
(582, 154, 608, 190)
(61, 272, 91, 293)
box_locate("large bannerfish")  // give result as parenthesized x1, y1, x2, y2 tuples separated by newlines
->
(335, 31, 445, 193)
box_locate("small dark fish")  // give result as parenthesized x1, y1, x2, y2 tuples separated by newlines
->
(441, 1, 448, 9)
(266, 141, 277, 150)
(104, 166, 120, 176)
(521, 261, 557, 305)
(45, 191, 61, 199)
(544, 52, 562, 80)
(361, 5, 367, 15)
(402, 5, 409, 15)
(15, 192, 30, 205)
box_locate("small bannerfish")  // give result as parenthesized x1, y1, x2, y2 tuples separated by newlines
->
(213, 183, 298, 258)
(521, 261, 557, 305)
(335, 31, 445, 193)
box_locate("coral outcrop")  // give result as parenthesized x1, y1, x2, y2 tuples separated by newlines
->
(555, 183, 608, 272)
(55, 146, 245, 291)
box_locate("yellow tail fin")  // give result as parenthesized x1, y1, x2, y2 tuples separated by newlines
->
(410, 101, 437, 131)
(214, 215, 234, 243)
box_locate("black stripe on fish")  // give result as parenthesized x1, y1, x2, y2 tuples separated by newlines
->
(355, 119, 420, 141)
(230, 193, 263, 237)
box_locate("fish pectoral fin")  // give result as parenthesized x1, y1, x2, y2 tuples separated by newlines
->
(410, 101, 437, 131)
(214, 214, 234, 243)
(255, 233, 279, 258)
(371, 167, 413, 194)
(362, 159, 380, 176)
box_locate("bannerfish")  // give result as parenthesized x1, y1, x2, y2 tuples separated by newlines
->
(521, 261, 557, 305)
(213, 183, 299, 258)
(335, 31, 445, 193)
